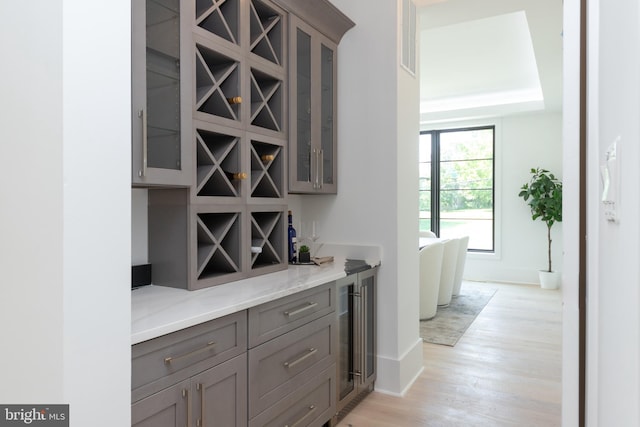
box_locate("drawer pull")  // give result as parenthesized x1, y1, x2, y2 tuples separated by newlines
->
(283, 347, 317, 369)
(285, 404, 317, 427)
(164, 341, 216, 365)
(283, 302, 318, 317)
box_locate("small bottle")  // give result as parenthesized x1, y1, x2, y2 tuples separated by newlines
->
(288, 210, 297, 263)
(224, 171, 247, 181)
(227, 96, 242, 105)
(261, 154, 275, 164)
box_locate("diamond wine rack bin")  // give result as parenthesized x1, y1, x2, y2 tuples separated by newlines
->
(250, 0, 283, 66)
(250, 68, 283, 131)
(250, 138, 283, 198)
(196, 43, 241, 121)
(196, 0, 240, 45)
(196, 211, 242, 280)
(195, 125, 244, 198)
(250, 210, 284, 270)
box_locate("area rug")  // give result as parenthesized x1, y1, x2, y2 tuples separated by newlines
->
(420, 284, 497, 346)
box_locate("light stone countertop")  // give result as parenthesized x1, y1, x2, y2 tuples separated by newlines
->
(132, 260, 348, 345)
(132, 243, 382, 345)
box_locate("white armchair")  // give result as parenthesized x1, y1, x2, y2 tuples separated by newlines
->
(451, 236, 470, 297)
(419, 241, 444, 320)
(437, 238, 460, 307)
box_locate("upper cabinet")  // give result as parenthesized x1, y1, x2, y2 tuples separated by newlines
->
(132, 0, 193, 187)
(280, 0, 354, 194)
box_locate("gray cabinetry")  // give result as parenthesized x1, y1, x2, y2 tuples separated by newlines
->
(131, 311, 247, 427)
(334, 267, 377, 422)
(285, 3, 354, 194)
(132, 0, 192, 187)
(248, 281, 337, 426)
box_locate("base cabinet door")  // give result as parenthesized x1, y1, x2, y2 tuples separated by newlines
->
(192, 354, 248, 427)
(132, 380, 189, 427)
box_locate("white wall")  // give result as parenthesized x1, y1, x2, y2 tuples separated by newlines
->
(0, 2, 131, 425)
(0, 1, 64, 402)
(295, 0, 424, 395)
(587, 0, 640, 424)
(561, 0, 581, 424)
(465, 112, 563, 284)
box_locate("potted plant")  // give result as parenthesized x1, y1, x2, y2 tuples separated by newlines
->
(518, 168, 563, 289)
(298, 245, 311, 263)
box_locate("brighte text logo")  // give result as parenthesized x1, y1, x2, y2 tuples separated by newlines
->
(0, 405, 68, 426)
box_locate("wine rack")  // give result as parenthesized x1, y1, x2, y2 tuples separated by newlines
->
(196, 0, 240, 45)
(195, 123, 244, 198)
(249, 0, 284, 66)
(250, 68, 283, 131)
(250, 137, 283, 199)
(195, 42, 241, 121)
(250, 209, 285, 272)
(196, 211, 242, 282)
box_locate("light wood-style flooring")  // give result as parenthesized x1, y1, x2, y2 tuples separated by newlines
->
(337, 281, 562, 426)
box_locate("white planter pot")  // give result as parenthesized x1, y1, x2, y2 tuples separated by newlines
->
(539, 270, 561, 290)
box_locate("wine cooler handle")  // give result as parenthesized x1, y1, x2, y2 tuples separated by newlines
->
(138, 109, 147, 177)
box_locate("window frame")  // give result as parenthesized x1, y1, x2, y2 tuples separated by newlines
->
(420, 124, 496, 253)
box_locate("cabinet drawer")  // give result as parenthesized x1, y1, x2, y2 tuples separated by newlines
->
(132, 311, 247, 402)
(248, 282, 335, 347)
(249, 365, 336, 427)
(248, 313, 335, 417)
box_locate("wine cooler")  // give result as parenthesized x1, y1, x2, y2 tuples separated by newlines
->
(334, 267, 377, 422)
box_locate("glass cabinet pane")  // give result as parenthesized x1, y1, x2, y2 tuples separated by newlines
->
(296, 28, 312, 182)
(146, 0, 181, 170)
(363, 275, 375, 378)
(320, 43, 334, 185)
(338, 283, 355, 400)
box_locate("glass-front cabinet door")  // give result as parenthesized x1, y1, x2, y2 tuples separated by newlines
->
(289, 16, 338, 193)
(132, 0, 192, 187)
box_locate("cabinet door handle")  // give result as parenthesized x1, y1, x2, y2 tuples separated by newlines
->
(138, 109, 147, 177)
(164, 341, 216, 365)
(183, 388, 191, 427)
(318, 148, 324, 189)
(283, 301, 318, 317)
(197, 383, 205, 427)
(284, 404, 317, 427)
(283, 347, 317, 369)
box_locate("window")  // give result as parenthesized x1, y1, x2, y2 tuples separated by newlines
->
(419, 126, 495, 252)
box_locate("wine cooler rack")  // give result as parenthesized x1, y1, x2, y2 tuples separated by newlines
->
(195, 124, 243, 198)
(250, 138, 283, 199)
(196, 0, 239, 45)
(196, 211, 242, 281)
(195, 43, 241, 122)
(250, 0, 284, 66)
(250, 210, 284, 271)
(250, 68, 283, 132)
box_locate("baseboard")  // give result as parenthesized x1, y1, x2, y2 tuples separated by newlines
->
(374, 337, 424, 396)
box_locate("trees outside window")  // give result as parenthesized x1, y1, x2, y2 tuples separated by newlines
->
(419, 126, 494, 252)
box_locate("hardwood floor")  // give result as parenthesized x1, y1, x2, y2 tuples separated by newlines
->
(337, 281, 562, 426)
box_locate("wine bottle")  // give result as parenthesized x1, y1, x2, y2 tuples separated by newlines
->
(227, 96, 242, 105)
(288, 210, 297, 263)
(224, 171, 247, 180)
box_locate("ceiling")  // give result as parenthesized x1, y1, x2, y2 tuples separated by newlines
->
(415, 0, 563, 124)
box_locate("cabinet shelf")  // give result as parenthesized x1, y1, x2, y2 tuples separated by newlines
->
(195, 127, 243, 198)
(250, 140, 283, 199)
(249, 0, 283, 66)
(196, 212, 241, 279)
(250, 68, 282, 131)
(196, 0, 239, 45)
(250, 210, 284, 269)
(196, 44, 241, 121)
